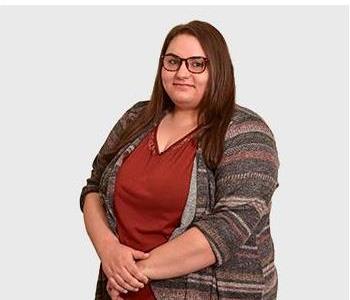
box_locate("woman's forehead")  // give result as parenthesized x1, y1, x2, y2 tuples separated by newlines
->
(166, 34, 206, 57)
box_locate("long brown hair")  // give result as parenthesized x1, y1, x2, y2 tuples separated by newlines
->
(116, 20, 235, 170)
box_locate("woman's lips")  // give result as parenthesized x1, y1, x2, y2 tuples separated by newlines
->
(173, 83, 194, 88)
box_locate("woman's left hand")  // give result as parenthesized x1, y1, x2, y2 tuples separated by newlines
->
(106, 278, 124, 300)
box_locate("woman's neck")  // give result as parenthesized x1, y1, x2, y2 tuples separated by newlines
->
(167, 107, 199, 128)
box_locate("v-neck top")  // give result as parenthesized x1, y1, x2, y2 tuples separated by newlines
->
(152, 120, 200, 155)
(113, 118, 200, 300)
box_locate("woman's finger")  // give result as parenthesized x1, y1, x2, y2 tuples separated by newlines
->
(127, 263, 149, 284)
(114, 271, 140, 292)
(108, 276, 128, 294)
(107, 280, 124, 300)
(120, 266, 144, 289)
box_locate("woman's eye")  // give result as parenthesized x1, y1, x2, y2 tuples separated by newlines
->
(191, 61, 203, 67)
(169, 59, 178, 65)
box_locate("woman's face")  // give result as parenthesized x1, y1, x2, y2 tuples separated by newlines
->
(161, 34, 209, 111)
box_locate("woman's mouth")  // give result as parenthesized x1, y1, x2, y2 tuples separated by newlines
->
(173, 83, 194, 88)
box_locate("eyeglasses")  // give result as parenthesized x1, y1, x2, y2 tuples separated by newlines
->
(161, 53, 209, 74)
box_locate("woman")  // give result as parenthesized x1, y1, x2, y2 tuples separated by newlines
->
(80, 20, 280, 300)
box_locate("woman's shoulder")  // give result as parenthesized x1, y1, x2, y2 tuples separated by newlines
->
(132, 100, 150, 110)
(126, 100, 149, 114)
(221, 102, 280, 173)
(229, 102, 277, 142)
(233, 102, 268, 123)
(120, 100, 149, 122)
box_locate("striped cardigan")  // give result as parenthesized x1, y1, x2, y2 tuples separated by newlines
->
(80, 100, 280, 300)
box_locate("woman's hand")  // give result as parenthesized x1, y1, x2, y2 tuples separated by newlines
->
(100, 237, 150, 293)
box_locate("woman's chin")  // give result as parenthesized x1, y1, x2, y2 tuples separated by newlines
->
(171, 97, 194, 106)
(170, 92, 194, 101)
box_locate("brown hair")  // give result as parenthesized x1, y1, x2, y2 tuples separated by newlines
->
(116, 20, 235, 170)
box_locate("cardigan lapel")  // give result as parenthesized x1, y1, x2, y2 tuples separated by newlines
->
(99, 110, 212, 238)
(99, 113, 162, 233)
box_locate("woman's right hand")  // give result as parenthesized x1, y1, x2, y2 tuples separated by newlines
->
(100, 237, 150, 293)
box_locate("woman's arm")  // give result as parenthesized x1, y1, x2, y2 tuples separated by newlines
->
(136, 227, 216, 280)
(80, 101, 151, 293)
(83, 192, 120, 260)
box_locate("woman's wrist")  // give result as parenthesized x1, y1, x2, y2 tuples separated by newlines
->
(96, 232, 120, 259)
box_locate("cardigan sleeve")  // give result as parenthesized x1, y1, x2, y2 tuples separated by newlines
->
(79, 100, 148, 212)
(189, 116, 280, 267)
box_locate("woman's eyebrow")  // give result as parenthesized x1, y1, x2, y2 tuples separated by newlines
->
(164, 52, 181, 57)
(164, 52, 204, 59)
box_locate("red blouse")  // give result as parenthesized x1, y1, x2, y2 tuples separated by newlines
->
(113, 120, 199, 299)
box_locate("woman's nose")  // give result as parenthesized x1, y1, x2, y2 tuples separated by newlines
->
(176, 61, 191, 77)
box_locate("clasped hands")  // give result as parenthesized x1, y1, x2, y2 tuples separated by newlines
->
(101, 238, 151, 300)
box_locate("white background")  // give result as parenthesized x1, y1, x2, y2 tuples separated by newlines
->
(0, 6, 348, 299)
